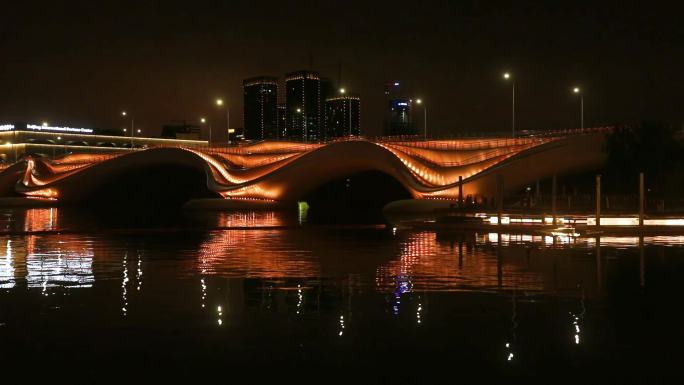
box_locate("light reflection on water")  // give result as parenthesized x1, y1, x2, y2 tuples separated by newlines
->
(2, 208, 684, 379)
(0, 219, 682, 295)
(0, 234, 95, 290)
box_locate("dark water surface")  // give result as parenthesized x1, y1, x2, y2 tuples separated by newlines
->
(1, 208, 684, 382)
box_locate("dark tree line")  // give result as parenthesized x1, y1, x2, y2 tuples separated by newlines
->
(603, 121, 684, 196)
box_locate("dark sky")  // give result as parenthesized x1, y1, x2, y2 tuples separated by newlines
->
(1, 0, 682, 140)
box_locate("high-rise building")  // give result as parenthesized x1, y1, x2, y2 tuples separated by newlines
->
(325, 95, 360, 138)
(385, 98, 414, 136)
(383, 81, 415, 136)
(243, 76, 278, 140)
(285, 70, 321, 141)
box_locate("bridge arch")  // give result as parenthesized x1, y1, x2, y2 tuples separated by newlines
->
(32, 148, 221, 206)
(217, 140, 425, 203)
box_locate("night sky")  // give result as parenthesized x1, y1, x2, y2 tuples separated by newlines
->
(1, 1, 682, 140)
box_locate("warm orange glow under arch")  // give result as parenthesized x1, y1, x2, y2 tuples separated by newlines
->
(0, 129, 609, 206)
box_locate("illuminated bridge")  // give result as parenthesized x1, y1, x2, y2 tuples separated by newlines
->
(0, 129, 609, 208)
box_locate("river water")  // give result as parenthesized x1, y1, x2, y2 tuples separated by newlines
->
(0, 207, 683, 382)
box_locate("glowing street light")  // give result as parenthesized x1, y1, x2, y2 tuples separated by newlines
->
(215, 99, 230, 143)
(42, 122, 48, 127)
(415, 98, 427, 139)
(121, 111, 135, 149)
(572, 87, 584, 130)
(339, 88, 346, 94)
(201, 117, 212, 145)
(502, 72, 515, 137)
(296, 108, 302, 113)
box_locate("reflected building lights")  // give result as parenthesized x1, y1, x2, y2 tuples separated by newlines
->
(571, 291, 586, 346)
(505, 291, 518, 362)
(136, 252, 143, 291)
(217, 305, 223, 326)
(200, 278, 207, 308)
(338, 314, 345, 337)
(1, 234, 95, 292)
(122, 252, 129, 316)
(416, 300, 422, 325)
(296, 284, 303, 315)
(0, 240, 13, 289)
(571, 312, 581, 345)
(25, 241, 94, 290)
(378, 232, 545, 293)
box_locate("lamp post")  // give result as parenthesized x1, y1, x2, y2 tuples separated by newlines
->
(296, 108, 305, 141)
(573, 87, 584, 130)
(53, 136, 59, 158)
(216, 99, 230, 144)
(339, 88, 353, 137)
(201, 117, 212, 146)
(503, 72, 515, 137)
(416, 98, 426, 139)
(121, 111, 135, 149)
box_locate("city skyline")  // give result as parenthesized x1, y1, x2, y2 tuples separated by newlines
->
(1, 1, 682, 141)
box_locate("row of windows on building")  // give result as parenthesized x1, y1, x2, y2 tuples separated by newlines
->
(243, 71, 360, 141)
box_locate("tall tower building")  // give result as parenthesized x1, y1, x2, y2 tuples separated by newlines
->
(385, 98, 414, 136)
(285, 70, 321, 141)
(243, 76, 278, 140)
(383, 81, 415, 136)
(325, 95, 360, 138)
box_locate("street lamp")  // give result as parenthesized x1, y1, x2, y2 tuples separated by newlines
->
(295, 108, 307, 140)
(340, 88, 353, 137)
(573, 87, 584, 130)
(216, 98, 230, 144)
(121, 111, 135, 149)
(503, 72, 515, 137)
(416, 98, 427, 139)
(201, 117, 212, 145)
(53, 136, 61, 158)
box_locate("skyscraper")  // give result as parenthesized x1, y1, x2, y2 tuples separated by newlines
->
(243, 76, 278, 140)
(285, 70, 321, 141)
(383, 81, 415, 136)
(385, 98, 414, 136)
(325, 95, 360, 138)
